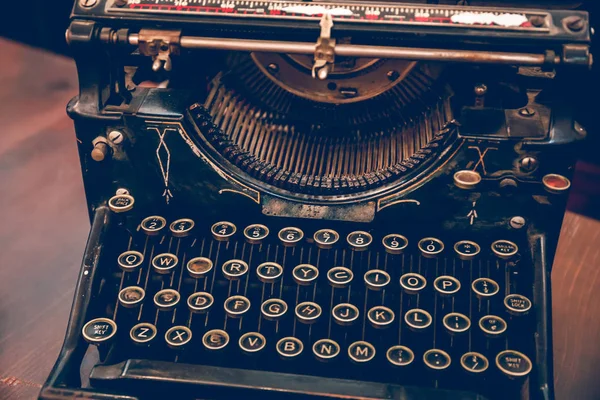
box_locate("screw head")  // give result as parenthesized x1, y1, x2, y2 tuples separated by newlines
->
(566, 17, 585, 32)
(510, 216, 526, 230)
(79, 0, 98, 8)
(518, 108, 536, 117)
(519, 156, 539, 172)
(116, 188, 130, 195)
(267, 63, 279, 74)
(530, 16, 545, 28)
(474, 84, 487, 96)
(108, 130, 124, 145)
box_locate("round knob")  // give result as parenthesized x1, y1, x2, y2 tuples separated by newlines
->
(453, 170, 481, 190)
(91, 139, 109, 162)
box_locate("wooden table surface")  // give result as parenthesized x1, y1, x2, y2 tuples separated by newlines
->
(0, 39, 598, 400)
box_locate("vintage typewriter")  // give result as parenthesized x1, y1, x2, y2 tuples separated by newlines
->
(40, 1, 592, 399)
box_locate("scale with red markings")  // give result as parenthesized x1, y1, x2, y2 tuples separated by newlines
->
(109, 0, 549, 32)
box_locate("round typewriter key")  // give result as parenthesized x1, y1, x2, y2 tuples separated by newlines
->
(382, 234, 409, 255)
(140, 216, 166, 235)
(211, 221, 236, 241)
(239, 332, 266, 354)
(313, 339, 340, 361)
(243, 224, 269, 244)
(542, 173, 571, 194)
(424, 349, 452, 370)
(224, 295, 251, 318)
(399, 273, 427, 293)
(364, 269, 391, 291)
(292, 264, 319, 285)
(203, 329, 230, 351)
(453, 170, 481, 190)
(165, 326, 192, 348)
(313, 229, 339, 249)
(504, 294, 532, 315)
(472, 278, 500, 298)
(443, 312, 471, 334)
(479, 315, 507, 336)
(278, 227, 304, 246)
(151, 253, 179, 274)
(256, 262, 283, 283)
(405, 309, 433, 330)
(387, 345, 415, 367)
(327, 266, 353, 288)
(348, 341, 376, 363)
(295, 301, 322, 324)
(117, 250, 144, 272)
(454, 240, 481, 260)
(496, 350, 532, 378)
(130, 323, 157, 345)
(461, 352, 489, 374)
(346, 231, 372, 251)
(187, 292, 214, 313)
(261, 298, 288, 321)
(154, 289, 181, 310)
(332, 303, 359, 326)
(434, 275, 461, 295)
(491, 240, 518, 259)
(118, 286, 145, 308)
(169, 218, 195, 237)
(418, 237, 444, 258)
(108, 194, 134, 213)
(186, 257, 213, 278)
(222, 259, 249, 280)
(82, 318, 117, 344)
(367, 306, 395, 328)
(276, 337, 303, 359)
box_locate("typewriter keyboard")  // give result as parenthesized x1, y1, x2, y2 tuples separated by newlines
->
(83, 211, 537, 399)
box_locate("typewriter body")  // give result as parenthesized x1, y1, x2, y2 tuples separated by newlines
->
(41, 1, 592, 399)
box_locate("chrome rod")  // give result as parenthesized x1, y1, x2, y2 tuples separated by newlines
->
(128, 34, 559, 65)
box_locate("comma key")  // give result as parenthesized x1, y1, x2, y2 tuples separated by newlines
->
(386, 345, 414, 367)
